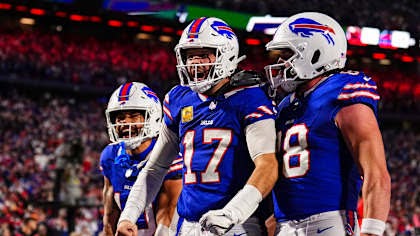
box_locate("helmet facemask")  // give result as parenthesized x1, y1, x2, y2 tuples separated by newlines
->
(265, 43, 305, 95)
(176, 48, 224, 93)
(107, 109, 154, 150)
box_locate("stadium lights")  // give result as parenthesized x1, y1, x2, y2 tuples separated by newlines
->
(361, 27, 380, 45)
(55, 11, 67, 17)
(245, 38, 261, 46)
(127, 21, 139, 27)
(108, 20, 123, 27)
(90, 16, 102, 23)
(0, 3, 12, 10)
(30, 8, 45, 16)
(69, 14, 86, 21)
(246, 15, 287, 34)
(372, 53, 386, 60)
(20, 17, 35, 25)
(158, 35, 172, 43)
(136, 33, 152, 40)
(140, 25, 157, 32)
(15, 5, 28, 12)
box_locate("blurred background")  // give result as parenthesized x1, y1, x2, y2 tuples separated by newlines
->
(0, 0, 418, 235)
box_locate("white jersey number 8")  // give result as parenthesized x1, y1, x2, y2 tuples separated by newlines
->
(282, 124, 310, 178)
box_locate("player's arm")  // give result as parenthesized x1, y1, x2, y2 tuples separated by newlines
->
(116, 123, 179, 236)
(155, 178, 182, 236)
(102, 176, 120, 236)
(336, 103, 391, 236)
(200, 119, 278, 235)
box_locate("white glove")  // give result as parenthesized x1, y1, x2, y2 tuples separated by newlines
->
(199, 185, 262, 235)
(199, 209, 236, 236)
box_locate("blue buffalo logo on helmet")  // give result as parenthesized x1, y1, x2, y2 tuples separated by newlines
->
(141, 86, 159, 103)
(210, 20, 236, 39)
(289, 18, 336, 45)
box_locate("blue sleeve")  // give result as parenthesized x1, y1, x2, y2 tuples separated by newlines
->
(163, 86, 182, 134)
(237, 86, 277, 127)
(335, 72, 380, 116)
(99, 145, 115, 180)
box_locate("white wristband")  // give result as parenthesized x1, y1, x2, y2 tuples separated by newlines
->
(360, 218, 386, 235)
(223, 184, 263, 224)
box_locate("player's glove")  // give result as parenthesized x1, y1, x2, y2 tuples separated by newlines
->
(199, 185, 263, 235)
(199, 209, 236, 236)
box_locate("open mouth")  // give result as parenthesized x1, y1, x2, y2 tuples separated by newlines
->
(119, 129, 138, 139)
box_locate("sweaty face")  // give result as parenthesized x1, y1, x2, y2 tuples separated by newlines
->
(114, 111, 145, 139)
(184, 48, 216, 82)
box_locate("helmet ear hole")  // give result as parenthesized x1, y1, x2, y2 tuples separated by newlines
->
(311, 50, 321, 64)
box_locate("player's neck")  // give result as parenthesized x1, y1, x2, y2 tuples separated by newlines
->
(127, 139, 152, 155)
(204, 78, 230, 96)
(296, 76, 325, 97)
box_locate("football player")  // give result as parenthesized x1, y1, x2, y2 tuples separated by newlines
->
(116, 17, 278, 236)
(264, 12, 391, 236)
(100, 82, 182, 236)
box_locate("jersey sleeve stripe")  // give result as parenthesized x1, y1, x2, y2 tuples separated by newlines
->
(163, 105, 173, 120)
(168, 163, 183, 172)
(343, 83, 377, 90)
(338, 91, 380, 100)
(171, 157, 183, 165)
(257, 105, 274, 115)
(245, 113, 263, 119)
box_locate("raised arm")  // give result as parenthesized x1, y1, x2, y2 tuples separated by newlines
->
(116, 123, 179, 236)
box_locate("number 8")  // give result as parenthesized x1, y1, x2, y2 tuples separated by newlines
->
(282, 124, 310, 178)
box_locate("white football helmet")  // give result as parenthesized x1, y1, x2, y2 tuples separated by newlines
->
(105, 82, 162, 150)
(175, 17, 244, 93)
(264, 12, 347, 94)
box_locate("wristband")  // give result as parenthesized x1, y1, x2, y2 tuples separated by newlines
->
(360, 218, 386, 235)
(223, 184, 263, 224)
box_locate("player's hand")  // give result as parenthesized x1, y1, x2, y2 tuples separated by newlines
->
(199, 209, 236, 236)
(115, 220, 137, 236)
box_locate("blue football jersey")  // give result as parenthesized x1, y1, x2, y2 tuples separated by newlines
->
(163, 85, 276, 222)
(273, 71, 379, 221)
(100, 139, 183, 229)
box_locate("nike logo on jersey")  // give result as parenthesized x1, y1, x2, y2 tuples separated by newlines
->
(317, 226, 334, 234)
(363, 76, 371, 81)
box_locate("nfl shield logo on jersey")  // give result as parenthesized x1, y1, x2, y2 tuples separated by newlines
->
(181, 106, 194, 123)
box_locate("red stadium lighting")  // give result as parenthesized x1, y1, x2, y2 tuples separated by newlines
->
(245, 38, 261, 46)
(176, 30, 183, 36)
(55, 11, 67, 17)
(347, 49, 354, 56)
(30, 8, 45, 16)
(90, 16, 102, 23)
(108, 20, 123, 27)
(126, 21, 139, 27)
(140, 25, 157, 32)
(162, 27, 174, 33)
(70, 14, 85, 21)
(0, 3, 12, 10)
(16, 5, 28, 12)
(400, 55, 414, 63)
(372, 53, 386, 60)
